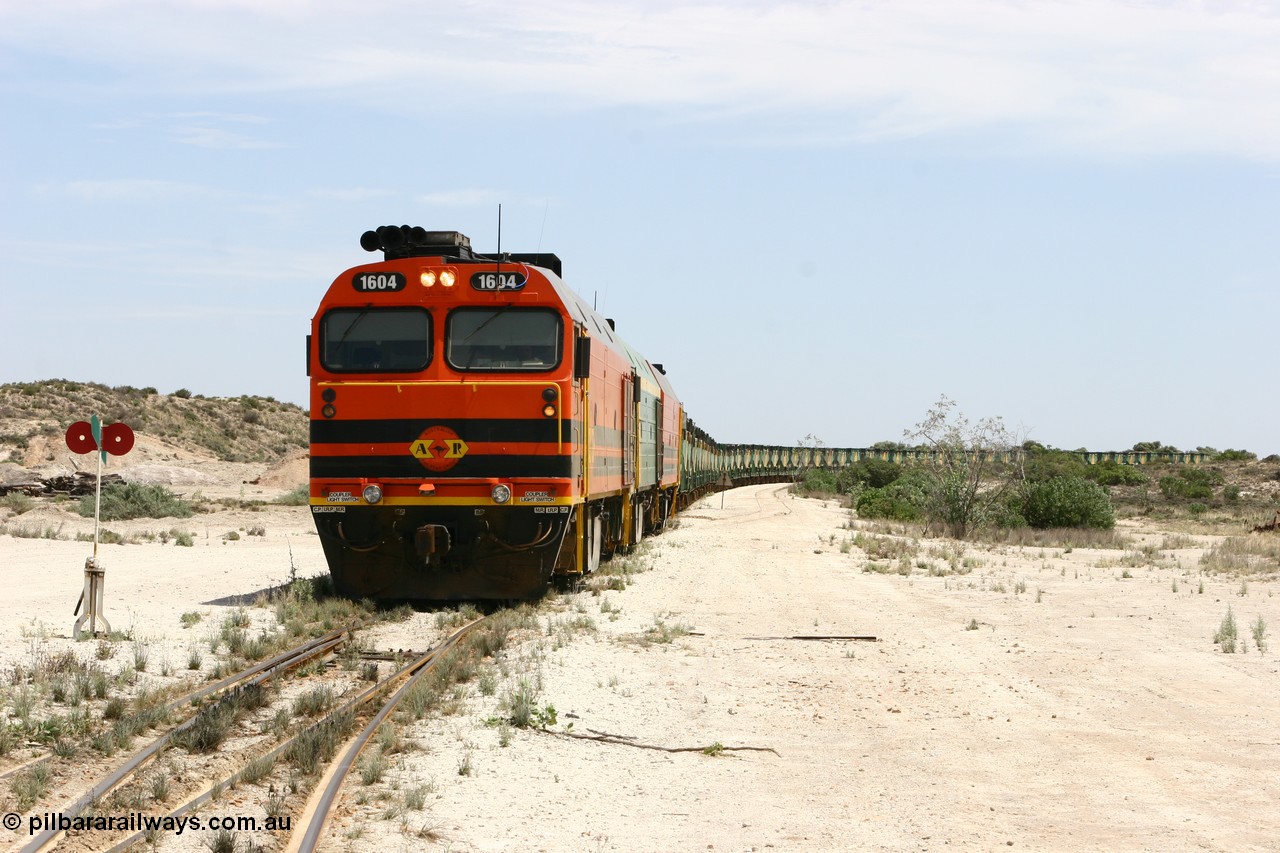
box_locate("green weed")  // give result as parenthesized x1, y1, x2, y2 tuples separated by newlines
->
(1214, 607, 1239, 653)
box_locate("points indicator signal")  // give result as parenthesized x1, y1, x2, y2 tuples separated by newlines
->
(66, 421, 135, 456)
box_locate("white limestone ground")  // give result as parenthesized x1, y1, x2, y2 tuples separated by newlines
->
(2, 479, 1279, 852)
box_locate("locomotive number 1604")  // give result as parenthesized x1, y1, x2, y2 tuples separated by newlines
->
(470, 271, 526, 291)
(351, 272, 406, 292)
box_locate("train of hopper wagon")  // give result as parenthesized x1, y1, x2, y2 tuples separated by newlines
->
(307, 226, 720, 600)
(306, 226, 1207, 601)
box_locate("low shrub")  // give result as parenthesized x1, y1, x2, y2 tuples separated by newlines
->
(79, 483, 194, 520)
(1021, 477, 1115, 529)
(855, 467, 929, 520)
(1088, 460, 1148, 486)
(273, 486, 310, 506)
(856, 487, 921, 522)
(1159, 467, 1222, 501)
(796, 468, 838, 496)
(1022, 445, 1088, 483)
(836, 458, 903, 492)
(1160, 476, 1210, 500)
(1, 493, 36, 515)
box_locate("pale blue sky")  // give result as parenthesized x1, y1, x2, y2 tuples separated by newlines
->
(2, 1, 1277, 454)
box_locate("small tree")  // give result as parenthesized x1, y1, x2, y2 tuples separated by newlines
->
(905, 396, 1019, 538)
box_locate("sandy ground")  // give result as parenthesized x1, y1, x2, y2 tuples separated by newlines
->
(2, 481, 1280, 852)
(347, 485, 1280, 853)
(0, 469, 320, 674)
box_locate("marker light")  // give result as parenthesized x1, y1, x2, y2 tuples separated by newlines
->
(440, 270, 456, 287)
(542, 404, 556, 418)
(491, 484, 512, 504)
(362, 484, 384, 504)
(420, 270, 437, 288)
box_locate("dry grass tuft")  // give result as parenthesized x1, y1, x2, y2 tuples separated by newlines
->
(1200, 536, 1280, 576)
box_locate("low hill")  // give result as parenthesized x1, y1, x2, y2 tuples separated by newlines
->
(0, 380, 307, 466)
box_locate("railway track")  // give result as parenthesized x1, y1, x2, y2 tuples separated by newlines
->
(17, 626, 361, 853)
(8, 611, 501, 853)
(286, 617, 485, 853)
(0, 629, 353, 792)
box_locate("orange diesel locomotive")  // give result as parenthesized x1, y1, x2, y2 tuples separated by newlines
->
(307, 227, 680, 600)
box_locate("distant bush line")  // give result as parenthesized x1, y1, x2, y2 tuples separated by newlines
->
(796, 437, 1268, 536)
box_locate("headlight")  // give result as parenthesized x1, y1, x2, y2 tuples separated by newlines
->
(362, 484, 383, 504)
(420, 270, 437, 287)
(440, 269, 457, 287)
(491, 484, 511, 504)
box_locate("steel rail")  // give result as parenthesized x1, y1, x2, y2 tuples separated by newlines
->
(100, 618, 484, 853)
(18, 626, 358, 853)
(0, 753, 47, 784)
(288, 617, 485, 853)
(0, 626, 352, 788)
(162, 625, 352, 717)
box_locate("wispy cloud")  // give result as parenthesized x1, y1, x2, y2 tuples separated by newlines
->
(414, 189, 553, 208)
(86, 111, 280, 149)
(40, 179, 227, 203)
(165, 110, 281, 148)
(308, 187, 397, 202)
(417, 189, 507, 207)
(5, 0, 1280, 158)
(168, 111, 270, 124)
(169, 124, 282, 149)
(3, 235, 343, 286)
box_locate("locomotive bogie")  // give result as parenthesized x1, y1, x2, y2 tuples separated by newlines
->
(313, 502, 575, 601)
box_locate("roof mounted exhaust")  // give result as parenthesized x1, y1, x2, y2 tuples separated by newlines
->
(359, 226, 563, 277)
(360, 227, 475, 260)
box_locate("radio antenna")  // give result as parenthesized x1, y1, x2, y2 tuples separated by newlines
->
(496, 203, 502, 260)
(537, 199, 548, 255)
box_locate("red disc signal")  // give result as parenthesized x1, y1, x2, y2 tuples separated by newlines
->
(102, 422, 135, 456)
(66, 421, 97, 454)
